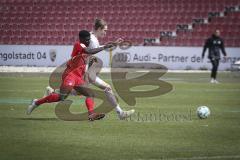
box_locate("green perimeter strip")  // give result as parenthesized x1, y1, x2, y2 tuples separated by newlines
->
(0, 98, 85, 105)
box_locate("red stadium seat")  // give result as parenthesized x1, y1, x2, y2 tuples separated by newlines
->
(0, 0, 239, 46)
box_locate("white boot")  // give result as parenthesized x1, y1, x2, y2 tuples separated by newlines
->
(210, 78, 215, 83)
(26, 99, 38, 115)
(118, 109, 135, 120)
(214, 79, 219, 84)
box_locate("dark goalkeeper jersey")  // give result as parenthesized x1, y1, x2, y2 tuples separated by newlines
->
(202, 35, 227, 60)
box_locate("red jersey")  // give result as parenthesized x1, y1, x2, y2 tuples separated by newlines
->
(63, 41, 89, 78)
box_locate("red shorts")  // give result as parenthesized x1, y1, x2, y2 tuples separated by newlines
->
(60, 73, 85, 91)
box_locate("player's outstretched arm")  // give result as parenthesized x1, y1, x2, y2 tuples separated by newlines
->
(114, 38, 124, 44)
(84, 43, 115, 55)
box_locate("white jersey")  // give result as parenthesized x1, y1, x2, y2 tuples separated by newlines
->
(85, 32, 102, 71)
(89, 32, 100, 49)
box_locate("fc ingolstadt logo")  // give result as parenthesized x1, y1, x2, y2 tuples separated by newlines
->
(49, 49, 57, 62)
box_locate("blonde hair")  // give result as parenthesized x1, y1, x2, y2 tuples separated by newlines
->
(94, 18, 107, 30)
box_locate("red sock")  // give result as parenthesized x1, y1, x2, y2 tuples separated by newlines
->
(35, 93, 61, 105)
(85, 97, 94, 114)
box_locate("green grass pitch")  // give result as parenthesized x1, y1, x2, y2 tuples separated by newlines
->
(0, 72, 240, 160)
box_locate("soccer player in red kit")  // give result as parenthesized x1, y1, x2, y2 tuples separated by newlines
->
(44, 19, 135, 120)
(27, 30, 113, 121)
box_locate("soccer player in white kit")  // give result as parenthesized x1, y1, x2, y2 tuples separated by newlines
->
(43, 19, 135, 120)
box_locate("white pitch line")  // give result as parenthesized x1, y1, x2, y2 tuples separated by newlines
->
(135, 155, 240, 160)
(225, 110, 240, 113)
(167, 155, 240, 160)
(136, 70, 150, 73)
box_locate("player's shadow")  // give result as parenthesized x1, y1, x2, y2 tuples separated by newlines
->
(16, 117, 59, 121)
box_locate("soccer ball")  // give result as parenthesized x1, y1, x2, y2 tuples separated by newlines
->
(196, 106, 210, 119)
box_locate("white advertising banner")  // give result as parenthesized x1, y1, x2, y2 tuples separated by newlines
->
(111, 46, 240, 70)
(0, 45, 72, 67)
(0, 45, 110, 67)
(0, 45, 240, 70)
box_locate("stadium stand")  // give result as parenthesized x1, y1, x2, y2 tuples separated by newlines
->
(0, 0, 239, 46)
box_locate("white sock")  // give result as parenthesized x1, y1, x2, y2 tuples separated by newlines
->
(94, 77, 124, 115)
(115, 105, 123, 115)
